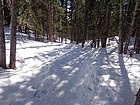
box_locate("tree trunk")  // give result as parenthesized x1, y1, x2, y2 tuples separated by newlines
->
(42, 22, 45, 42)
(48, 2, 54, 42)
(101, 0, 110, 48)
(70, 31, 73, 43)
(65, 0, 68, 44)
(93, 36, 97, 48)
(82, 0, 88, 47)
(118, 0, 124, 54)
(9, 0, 19, 69)
(134, 29, 140, 54)
(134, 88, 140, 105)
(61, 34, 63, 43)
(3, 0, 10, 26)
(76, 26, 79, 44)
(75, 2, 79, 44)
(34, 30, 37, 41)
(124, 0, 139, 54)
(97, 38, 100, 47)
(0, 0, 6, 69)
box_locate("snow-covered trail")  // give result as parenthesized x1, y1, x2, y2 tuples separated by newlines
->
(0, 37, 140, 105)
(36, 46, 135, 105)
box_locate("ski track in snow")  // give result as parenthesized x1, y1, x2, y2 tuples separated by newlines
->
(0, 29, 140, 105)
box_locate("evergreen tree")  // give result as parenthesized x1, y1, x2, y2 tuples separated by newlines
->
(118, 0, 124, 54)
(3, 0, 11, 26)
(9, 0, 19, 69)
(0, 0, 6, 69)
(124, 0, 139, 54)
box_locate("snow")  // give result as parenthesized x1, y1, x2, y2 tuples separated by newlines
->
(0, 28, 140, 105)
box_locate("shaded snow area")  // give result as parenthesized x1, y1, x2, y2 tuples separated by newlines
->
(0, 29, 140, 105)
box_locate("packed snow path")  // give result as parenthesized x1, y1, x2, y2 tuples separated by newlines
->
(0, 33, 140, 105)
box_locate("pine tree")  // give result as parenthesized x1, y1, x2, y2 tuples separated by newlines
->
(3, 0, 11, 26)
(9, 0, 19, 69)
(82, 0, 88, 47)
(118, 0, 124, 54)
(102, 0, 110, 48)
(48, 1, 54, 42)
(124, 0, 139, 54)
(0, 0, 6, 69)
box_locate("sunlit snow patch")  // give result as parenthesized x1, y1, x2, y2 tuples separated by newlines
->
(100, 75, 116, 87)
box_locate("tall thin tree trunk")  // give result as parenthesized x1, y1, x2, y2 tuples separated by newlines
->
(75, 1, 79, 44)
(134, 29, 140, 54)
(124, 0, 139, 54)
(65, 0, 68, 44)
(48, 2, 54, 42)
(70, 30, 73, 43)
(93, 14, 98, 48)
(93, 36, 97, 48)
(61, 34, 63, 43)
(118, 0, 123, 54)
(34, 30, 36, 41)
(97, 37, 100, 47)
(0, 0, 6, 69)
(101, 0, 110, 48)
(75, 25, 80, 44)
(9, 0, 18, 69)
(70, 0, 74, 43)
(3, 0, 10, 26)
(82, 0, 87, 47)
(42, 22, 45, 42)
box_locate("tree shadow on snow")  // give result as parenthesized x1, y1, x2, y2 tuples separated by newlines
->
(0, 44, 92, 105)
(0, 45, 136, 105)
(118, 55, 134, 105)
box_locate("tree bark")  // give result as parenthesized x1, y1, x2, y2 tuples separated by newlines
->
(82, 0, 88, 47)
(134, 88, 140, 105)
(93, 36, 97, 48)
(3, 0, 11, 26)
(134, 29, 140, 54)
(48, 2, 54, 42)
(65, 0, 68, 44)
(118, 0, 124, 54)
(9, 0, 19, 69)
(0, 0, 6, 69)
(124, 0, 139, 54)
(101, 0, 110, 48)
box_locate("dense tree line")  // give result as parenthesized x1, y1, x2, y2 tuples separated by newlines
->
(0, 0, 140, 69)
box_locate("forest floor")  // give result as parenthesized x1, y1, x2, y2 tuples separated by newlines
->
(0, 28, 140, 105)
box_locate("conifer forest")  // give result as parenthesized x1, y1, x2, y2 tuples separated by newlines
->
(0, 0, 140, 105)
